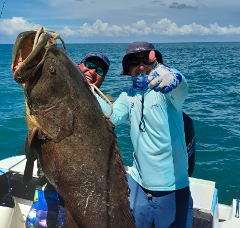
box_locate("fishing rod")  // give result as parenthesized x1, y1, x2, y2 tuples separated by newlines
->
(0, 0, 6, 19)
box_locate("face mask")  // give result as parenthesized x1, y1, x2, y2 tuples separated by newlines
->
(132, 73, 149, 92)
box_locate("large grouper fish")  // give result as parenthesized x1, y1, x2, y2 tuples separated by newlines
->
(11, 27, 135, 228)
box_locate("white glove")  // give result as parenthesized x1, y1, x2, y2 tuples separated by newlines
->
(148, 64, 182, 94)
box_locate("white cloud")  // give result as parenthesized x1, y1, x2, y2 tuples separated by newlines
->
(61, 26, 77, 36)
(152, 19, 211, 35)
(75, 20, 125, 37)
(59, 19, 240, 37)
(0, 17, 40, 35)
(1, 17, 240, 42)
(132, 20, 148, 29)
(209, 23, 240, 35)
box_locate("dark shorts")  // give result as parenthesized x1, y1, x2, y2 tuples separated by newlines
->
(127, 174, 193, 228)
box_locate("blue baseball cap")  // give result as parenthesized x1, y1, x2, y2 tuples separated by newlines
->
(82, 52, 110, 75)
(120, 41, 163, 75)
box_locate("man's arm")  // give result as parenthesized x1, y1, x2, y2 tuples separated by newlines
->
(102, 92, 115, 104)
(95, 93, 112, 115)
(96, 92, 129, 125)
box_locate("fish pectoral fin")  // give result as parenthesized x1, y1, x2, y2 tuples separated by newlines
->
(23, 128, 41, 183)
(35, 98, 74, 142)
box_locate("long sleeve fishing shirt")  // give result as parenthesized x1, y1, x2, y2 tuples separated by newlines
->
(97, 71, 189, 191)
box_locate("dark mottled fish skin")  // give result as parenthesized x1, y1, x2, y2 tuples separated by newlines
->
(12, 31, 136, 228)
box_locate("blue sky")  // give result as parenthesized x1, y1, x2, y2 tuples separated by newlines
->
(0, 0, 240, 43)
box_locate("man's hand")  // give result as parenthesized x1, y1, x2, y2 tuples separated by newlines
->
(148, 51, 182, 94)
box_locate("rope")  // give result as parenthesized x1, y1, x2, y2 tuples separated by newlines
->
(90, 84, 113, 117)
(0, 0, 6, 19)
(32, 25, 66, 51)
(33, 26, 44, 50)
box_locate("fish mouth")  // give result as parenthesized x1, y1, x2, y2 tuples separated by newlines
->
(11, 30, 52, 84)
(12, 33, 41, 71)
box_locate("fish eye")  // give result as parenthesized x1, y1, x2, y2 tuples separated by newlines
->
(49, 65, 56, 74)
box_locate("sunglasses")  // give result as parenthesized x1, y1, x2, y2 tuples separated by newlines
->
(82, 60, 105, 76)
(128, 56, 150, 66)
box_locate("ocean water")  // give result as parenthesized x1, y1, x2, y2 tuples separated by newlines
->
(0, 42, 240, 205)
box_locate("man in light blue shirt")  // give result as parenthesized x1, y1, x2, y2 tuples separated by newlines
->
(97, 42, 193, 228)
